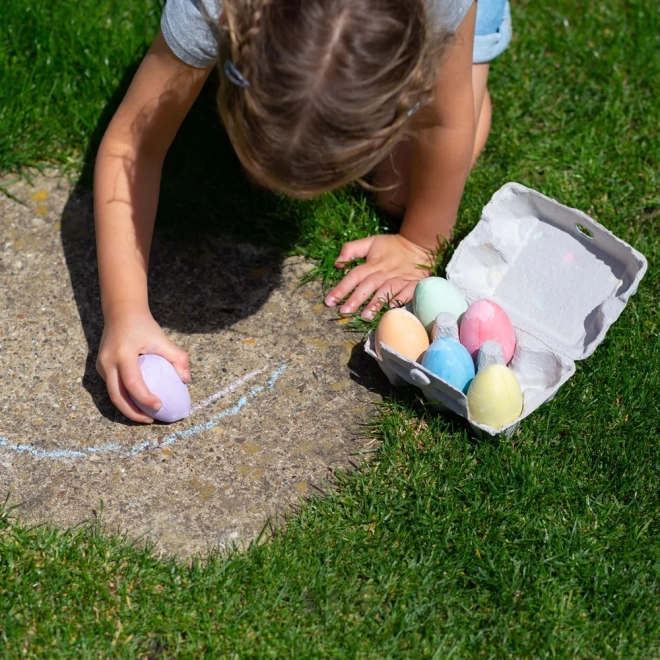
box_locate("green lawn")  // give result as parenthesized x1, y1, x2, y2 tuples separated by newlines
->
(2, 0, 660, 657)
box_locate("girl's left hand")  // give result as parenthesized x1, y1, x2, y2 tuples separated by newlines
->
(323, 233, 434, 319)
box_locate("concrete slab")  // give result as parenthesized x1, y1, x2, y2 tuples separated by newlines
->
(0, 171, 387, 556)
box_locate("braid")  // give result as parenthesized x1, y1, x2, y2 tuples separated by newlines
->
(239, 0, 271, 66)
(217, 0, 451, 198)
(223, 0, 271, 75)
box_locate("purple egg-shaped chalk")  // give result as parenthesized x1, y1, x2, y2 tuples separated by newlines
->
(130, 354, 191, 423)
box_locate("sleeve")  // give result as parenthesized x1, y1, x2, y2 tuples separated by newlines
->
(161, 0, 223, 68)
(426, 0, 475, 34)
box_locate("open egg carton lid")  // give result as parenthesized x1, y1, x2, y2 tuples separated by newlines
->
(364, 183, 648, 437)
(447, 183, 647, 361)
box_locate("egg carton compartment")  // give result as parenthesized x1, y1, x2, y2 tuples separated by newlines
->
(365, 183, 647, 437)
(365, 328, 574, 438)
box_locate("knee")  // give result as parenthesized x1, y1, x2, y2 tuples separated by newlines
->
(472, 88, 492, 167)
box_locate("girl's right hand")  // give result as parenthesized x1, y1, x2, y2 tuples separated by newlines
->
(96, 308, 191, 423)
(93, 31, 210, 423)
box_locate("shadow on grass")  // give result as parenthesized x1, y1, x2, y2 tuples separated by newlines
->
(345, 341, 502, 446)
(59, 66, 307, 422)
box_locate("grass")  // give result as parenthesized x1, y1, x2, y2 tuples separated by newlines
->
(2, 0, 660, 657)
(0, 1, 162, 173)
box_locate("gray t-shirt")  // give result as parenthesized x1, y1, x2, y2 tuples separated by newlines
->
(162, 0, 474, 68)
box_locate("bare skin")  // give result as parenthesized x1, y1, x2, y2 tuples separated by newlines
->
(95, 3, 490, 422)
(95, 31, 213, 422)
(324, 3, 492, 320)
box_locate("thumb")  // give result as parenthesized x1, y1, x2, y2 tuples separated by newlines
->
(334, 236, 376, 266)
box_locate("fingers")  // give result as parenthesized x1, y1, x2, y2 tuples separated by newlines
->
(325, 262, 374, 309)
(340, 272, 390, 316)
(156, 342, 191, 383)
(120, 355, 162, 410)
(102, 363, 156, 424)
(97, 349, 162, 424)
(383, 281, 418, 313)
(325, 235, 431, 315)
(96, 311, 191, 423)
(333, 236, 376, 267)
(360, 280, 418, 320)
(325, 237, 378, 307)
(355, 277, 411, 320)
(331, 269, 411, 320)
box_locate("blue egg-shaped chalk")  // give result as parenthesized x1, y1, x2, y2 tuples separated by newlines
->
(421, 337, 475, 393)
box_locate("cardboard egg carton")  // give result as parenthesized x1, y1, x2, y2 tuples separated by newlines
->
(364, 183, 648, 437)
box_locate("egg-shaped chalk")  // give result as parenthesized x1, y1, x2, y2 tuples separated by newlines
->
(421, 337, 475, 393)
(375, 308, 429, 363)
(459, 299, 516, 365)
(129, 354, 191, 423)
(467, 364, 523, 430)
(413, 277, 469, 335)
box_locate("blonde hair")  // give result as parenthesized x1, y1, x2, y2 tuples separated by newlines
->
(217, 0, 448, 198)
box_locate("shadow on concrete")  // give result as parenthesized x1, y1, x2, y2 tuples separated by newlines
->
(59, 66, 307, 423)
(346, 341, 393, 399)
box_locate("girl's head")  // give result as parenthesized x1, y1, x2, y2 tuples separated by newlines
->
(217, 0, 448, 198)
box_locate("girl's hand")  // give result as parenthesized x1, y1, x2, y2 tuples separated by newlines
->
(323, 234, 434, 320)
(321, 4, 478, 323)
(93, 30, 207, 424)
(96, 308, 190, 423)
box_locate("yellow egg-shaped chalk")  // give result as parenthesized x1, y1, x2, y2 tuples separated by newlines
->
(375, 308, 430, 363)
(467, 364, 523, 430)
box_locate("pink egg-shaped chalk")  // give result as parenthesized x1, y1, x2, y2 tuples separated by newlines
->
(129, 354, 191, 423)
(459, 299, 516, 365)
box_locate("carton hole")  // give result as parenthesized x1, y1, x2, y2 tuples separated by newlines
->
(575, 223, 594, 239)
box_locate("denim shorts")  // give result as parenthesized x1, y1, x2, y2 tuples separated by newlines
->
(474, 0, 512, 63)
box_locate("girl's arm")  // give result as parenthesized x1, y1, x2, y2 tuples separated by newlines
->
(324, 3, 477, 319)
(95, 30, 213, 422)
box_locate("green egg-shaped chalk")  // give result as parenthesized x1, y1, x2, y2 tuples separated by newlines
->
(413, 277, 469, 335)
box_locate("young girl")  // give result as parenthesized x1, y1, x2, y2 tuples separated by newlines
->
(94, 0, 512, 422)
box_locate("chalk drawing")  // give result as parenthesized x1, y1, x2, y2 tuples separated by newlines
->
(0, 363, 287, 461)
(189, 365, 270, 413)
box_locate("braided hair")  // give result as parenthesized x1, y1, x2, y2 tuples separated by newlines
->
(218, 0, 449, 198)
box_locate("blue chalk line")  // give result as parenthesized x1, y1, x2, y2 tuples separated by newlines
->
(0, 363, 287, 461)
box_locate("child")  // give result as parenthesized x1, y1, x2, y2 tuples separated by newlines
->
(94, 0, 512, 422)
